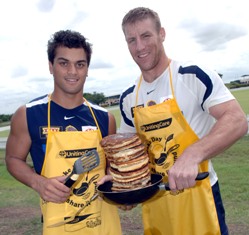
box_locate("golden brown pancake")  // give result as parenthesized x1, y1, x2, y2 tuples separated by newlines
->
(110, 153, 149, 172)
(106, 144, 145, 162)
(100, 133, 151, 192)
(100, 133, 139, 148)
(111, 174, 151, 191)
(110, 166, 150, 182)
(104, 139, 143, 153)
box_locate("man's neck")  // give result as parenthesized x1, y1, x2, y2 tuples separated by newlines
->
(142, 56, 170, 83)
(50, 92, 84, 109)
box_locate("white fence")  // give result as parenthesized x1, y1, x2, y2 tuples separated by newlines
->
(0, 137, 7, 149)
(0, 126, 9, 149)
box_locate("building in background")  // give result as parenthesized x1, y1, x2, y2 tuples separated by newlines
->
(240, 75, 249, 84)
(100, 94, 120, 107)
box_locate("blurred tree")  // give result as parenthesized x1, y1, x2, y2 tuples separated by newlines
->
(0, 114, 12, 122)
(83, 92, 106, 105)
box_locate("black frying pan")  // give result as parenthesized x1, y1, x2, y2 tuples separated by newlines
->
(97, 172, 209, 205)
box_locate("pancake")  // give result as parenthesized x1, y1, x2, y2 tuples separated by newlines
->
(106, 144, 145, 162)
(107, 149, 145, 164)
(100, 133, 151, 192)
(103, 139, 143, 153)
(111, 174, 151, 191)
(100, 133, 139, 148)
(110, 153, 149, 172)
(110, 165, 150, 182)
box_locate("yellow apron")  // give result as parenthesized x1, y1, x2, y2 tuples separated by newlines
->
(134, 66, 221, 235)
(40, 97, 121, 235)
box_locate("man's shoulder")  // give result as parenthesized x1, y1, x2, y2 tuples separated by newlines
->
(26, 94, 48, 109)
(120, 82, 137, 100)
(174, 60, 214, 76)
(85, 100, 108, 113)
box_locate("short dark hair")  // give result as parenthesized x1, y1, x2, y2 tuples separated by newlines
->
(47, 30, 92, 66)
(122, 7, 161, 33)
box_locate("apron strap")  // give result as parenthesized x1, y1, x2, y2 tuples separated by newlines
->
(84, 98, 103, 140)
(47, 94, 51, 130)
(135, 60, 175, 107)
(168, 62, 175, 99)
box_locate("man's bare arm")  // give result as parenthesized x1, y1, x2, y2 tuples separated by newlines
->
(168, 99, 248, 190)
(5, 106, 70, 202)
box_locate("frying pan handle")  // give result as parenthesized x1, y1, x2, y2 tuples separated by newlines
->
(64, 174, 79, 188)
(196, 171, 209, 180)
(159, 171, 209, 191)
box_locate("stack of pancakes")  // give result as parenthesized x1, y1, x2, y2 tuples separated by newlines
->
(100, 133, 151, 191)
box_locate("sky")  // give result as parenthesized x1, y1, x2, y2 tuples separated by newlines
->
(1, 0, 249, 114)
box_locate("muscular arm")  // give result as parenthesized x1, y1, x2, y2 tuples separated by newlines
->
(5, 106, 70, 202)
(168, 99, 248, 190)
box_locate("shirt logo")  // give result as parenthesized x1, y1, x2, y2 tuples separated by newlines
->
(40, 126, 61, 138)
(147, 100, 157, 106)
(147, 89, 155, 95)
(65, 125, 77, 131)
(64, 116, 75, 120)
(82, 126, 97, 132)
(140, 118, 172, 132)
(131, 104, 144, 118)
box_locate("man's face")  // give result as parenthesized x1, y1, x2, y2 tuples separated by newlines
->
(123, 18, 165, 72)
(49, 47, 88, 96)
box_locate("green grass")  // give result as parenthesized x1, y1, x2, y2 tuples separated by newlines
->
(0, 151, 39, 207)
(230, 89, 249, 114)
(0, 130, 9, 137)
(0, 121, 10, 127)
(212, 136, 249, 226)
(107, 105, 122, 128)
(0, 150, 42, 234)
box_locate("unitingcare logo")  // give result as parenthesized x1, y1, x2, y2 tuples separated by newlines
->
(59, 148, 97, 158)
(140, 118, 172, 132)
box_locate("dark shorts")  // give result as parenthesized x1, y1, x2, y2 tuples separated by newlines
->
(212, 181, 229, 235)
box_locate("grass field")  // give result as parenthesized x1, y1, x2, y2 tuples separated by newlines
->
(0, 87, 248, 234)
(231, 88, 249, 114)
(0, 130, 9, 137)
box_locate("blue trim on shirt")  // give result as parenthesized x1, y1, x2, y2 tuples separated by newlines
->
(119, 85, 136, 127)
(178, 65, 213, 110)
(212, 181, 229, 235)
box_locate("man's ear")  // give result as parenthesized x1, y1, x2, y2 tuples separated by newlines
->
(49, 62, 53, 74)
(160, 27, 166, 42)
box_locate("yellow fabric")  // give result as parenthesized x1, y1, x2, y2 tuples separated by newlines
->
(134, 67, 221, 235)
(40, 97, 121, 235)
